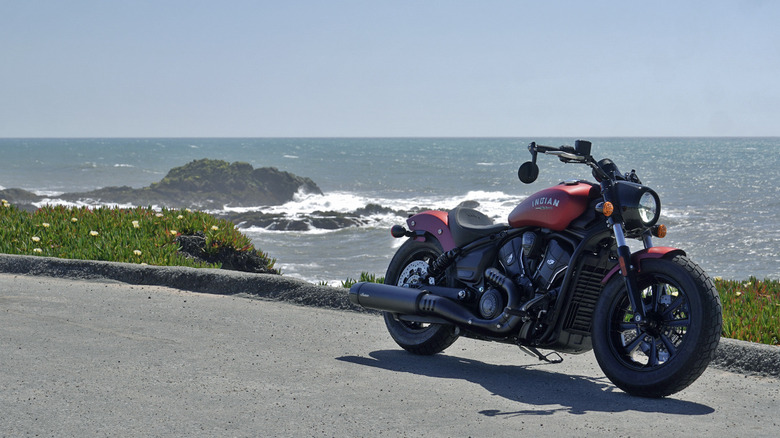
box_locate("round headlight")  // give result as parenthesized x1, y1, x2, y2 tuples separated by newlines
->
(614, 181, 661, 230)
(638, 191, 658, 224)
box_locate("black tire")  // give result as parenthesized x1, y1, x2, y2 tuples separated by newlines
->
(382, 238, 459, 355)
(592, 255, 722, 398)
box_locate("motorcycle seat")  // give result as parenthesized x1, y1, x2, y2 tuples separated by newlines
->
(448, 206, 509, 247)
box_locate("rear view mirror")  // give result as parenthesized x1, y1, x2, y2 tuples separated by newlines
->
(518, 161, 539, 184)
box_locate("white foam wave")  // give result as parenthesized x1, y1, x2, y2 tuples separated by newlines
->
(227, 188, 525, 232)
(113, 163, 135, 168)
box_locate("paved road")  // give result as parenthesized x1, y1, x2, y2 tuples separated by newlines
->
(2, 274, 778, 437)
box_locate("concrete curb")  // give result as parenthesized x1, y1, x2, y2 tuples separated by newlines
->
(1, 254, 777, 378)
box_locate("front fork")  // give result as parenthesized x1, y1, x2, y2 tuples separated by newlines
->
(611, 220, 649, 319)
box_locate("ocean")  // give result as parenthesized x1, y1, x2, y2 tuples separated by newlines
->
(1, 137, 778, 283)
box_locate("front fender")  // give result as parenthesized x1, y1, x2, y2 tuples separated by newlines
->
(406, 210, 456, 251)
(601, 246, 687, 285)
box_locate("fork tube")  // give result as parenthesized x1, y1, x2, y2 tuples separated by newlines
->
(612, 221, 647, 318)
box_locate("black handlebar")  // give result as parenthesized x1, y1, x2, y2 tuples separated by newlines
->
(525, 140, 622, 183)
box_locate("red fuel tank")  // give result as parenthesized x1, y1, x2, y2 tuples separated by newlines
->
(509, 182, 598, 230)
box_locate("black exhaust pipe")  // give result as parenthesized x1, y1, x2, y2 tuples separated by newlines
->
(348, 268, 525, 335)
(348, 281, 422, 315)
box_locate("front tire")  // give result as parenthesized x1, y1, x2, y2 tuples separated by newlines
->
(592, 255, 722, 397)
(382, 238, 459, 355)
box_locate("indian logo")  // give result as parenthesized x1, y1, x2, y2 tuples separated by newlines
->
(532, 196, 559, 210)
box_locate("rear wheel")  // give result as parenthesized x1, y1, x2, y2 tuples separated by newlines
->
(592, 255, 722, 397)
(383, 239, 459, 355)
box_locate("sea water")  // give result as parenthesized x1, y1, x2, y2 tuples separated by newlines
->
(1, 137, 778, 283)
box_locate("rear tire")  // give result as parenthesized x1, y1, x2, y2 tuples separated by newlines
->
(383, 238, 459, 355)
(592, 255, 722, 397)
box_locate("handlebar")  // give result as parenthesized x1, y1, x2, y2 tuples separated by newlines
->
(528, 142, 587, 163)
(525, 140, 637, 183)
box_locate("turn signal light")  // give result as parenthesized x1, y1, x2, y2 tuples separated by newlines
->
(390, 225, 408, 238)
(652, 224, 667, 238)
(596, 201, 614, 217)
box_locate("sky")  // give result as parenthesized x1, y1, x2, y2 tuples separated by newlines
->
(1, 0, 778, 137)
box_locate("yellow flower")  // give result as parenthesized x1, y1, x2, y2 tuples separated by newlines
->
(1, 199, 9, 207)
(185, 208, 192, 212)
(133, 250, 142, 256)
(156, 213, 164, 218)
(211, 225, 219, 231)
(170, 230, 178, 235)
(177, 215, 184, 219)
(90, 230, 99, 236)
(71, 217, 78, 223)
(132, 220, 140, 228)
(33, 248, 42, 253)
(31, 236, 41, 242)
(42, 222, 50, 228)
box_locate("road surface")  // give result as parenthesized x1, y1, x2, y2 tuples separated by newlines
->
(2, 273, 778, 437)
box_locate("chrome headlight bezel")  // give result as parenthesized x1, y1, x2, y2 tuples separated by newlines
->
(614, 181, 661, 231)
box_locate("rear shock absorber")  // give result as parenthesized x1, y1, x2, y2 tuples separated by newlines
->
(428, 248, 460, 277)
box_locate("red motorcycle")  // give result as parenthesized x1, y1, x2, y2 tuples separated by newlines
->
(350, 140, 722, 398)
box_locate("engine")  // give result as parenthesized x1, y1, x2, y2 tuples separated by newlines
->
(498, 232, 571, 298)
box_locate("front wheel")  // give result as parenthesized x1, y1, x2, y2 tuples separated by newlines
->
(382, 238, 459, 355)
(592, 255, 722, 398)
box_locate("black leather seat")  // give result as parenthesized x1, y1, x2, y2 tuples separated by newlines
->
(448, 206, 509, 247)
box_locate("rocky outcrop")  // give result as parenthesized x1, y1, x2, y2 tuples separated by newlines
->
(224, 203, 422, 231)
(55, 159, 323, 209)
(175, 232, 279, 274)
(0, 188, 42, 212)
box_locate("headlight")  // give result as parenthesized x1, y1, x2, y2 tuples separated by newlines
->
(638, 192, 658, 224)
(614, 181, 661, 230)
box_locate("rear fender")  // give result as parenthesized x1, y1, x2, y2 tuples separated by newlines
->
(406, 210, 456, 251)
(601, 246, 687, 285)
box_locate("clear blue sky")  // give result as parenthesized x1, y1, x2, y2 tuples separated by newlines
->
(1, 0, 778, 137)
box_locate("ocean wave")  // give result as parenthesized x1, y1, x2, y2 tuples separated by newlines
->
(113, 163, 135, 168)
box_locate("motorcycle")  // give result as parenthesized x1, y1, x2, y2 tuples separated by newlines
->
(349, 140, 722, 398)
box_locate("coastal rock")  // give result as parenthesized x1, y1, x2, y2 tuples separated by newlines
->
(224, 203, 430, 231)
(0, 188, 43, 212)
(175, 232, 279, 274)
(59, 159, 323, 209)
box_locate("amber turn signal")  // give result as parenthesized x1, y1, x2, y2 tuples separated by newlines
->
(652, 224, 667, 238)
(596, 201, 614, 217)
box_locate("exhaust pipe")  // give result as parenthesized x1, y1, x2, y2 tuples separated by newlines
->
(348, 268, 525, 335)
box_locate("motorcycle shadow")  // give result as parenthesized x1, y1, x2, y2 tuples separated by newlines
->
(336, 349, 715, 416)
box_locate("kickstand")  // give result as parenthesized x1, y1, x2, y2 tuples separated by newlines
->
(517, 345, 564, 364)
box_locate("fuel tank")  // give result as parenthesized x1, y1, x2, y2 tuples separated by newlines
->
(509, 181, 599, 230)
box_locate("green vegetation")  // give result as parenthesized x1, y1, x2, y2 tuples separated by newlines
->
(0, 200, 275, 271)
(341, 272, 385, 289)
(716, 277, 780, 346)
